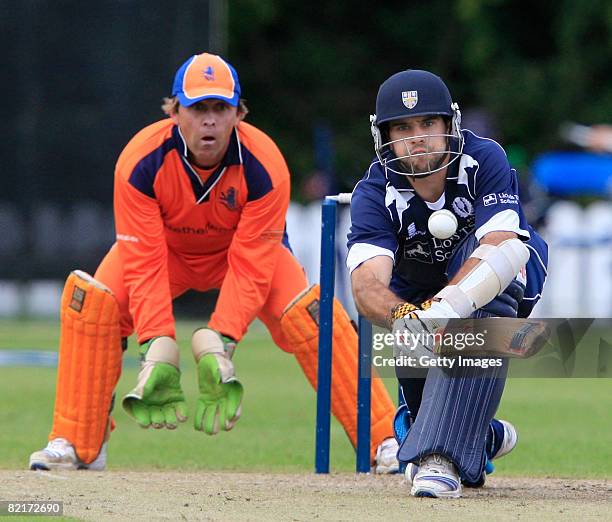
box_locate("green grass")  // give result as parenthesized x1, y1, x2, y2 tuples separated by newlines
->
(0, 319, 357, 473)
(494, 379, 611, 477)
(0, 319, 611, 477)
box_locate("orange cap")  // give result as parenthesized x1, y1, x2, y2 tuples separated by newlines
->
(172, 53, 241, 107)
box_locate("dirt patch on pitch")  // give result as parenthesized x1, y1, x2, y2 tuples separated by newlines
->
(2, 471, 610, 520)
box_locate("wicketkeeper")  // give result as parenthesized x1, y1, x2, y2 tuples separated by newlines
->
(29, 53, 399, 472)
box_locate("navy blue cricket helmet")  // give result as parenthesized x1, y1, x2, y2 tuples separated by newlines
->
(370, 69, 463, 177)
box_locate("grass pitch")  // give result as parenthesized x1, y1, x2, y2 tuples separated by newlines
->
(0, 318, 610, 477)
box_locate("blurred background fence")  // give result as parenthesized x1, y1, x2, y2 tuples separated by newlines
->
(1, 199, 611, 319)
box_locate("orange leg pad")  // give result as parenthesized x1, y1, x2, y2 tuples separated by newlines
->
(281, 284, 395, 459)
(49, 271, 123, 464)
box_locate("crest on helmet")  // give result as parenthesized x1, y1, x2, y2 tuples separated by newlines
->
(402, 90, 418, 109)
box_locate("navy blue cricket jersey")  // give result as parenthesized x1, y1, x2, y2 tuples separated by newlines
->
(347, 129, 548, 315)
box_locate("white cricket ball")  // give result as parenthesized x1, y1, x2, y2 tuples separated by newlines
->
(427, 209, 458, 240)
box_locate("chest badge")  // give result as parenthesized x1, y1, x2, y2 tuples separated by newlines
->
(220, 187, 239, 211)
(451, 196, 473, 218)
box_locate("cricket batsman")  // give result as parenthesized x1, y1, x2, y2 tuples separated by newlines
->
(29, 53, 399, 472)
(348, 70, 549, 497)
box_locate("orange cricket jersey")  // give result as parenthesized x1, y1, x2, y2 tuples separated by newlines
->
(114, 119, 290, 343)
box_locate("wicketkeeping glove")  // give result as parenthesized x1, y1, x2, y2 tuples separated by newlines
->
(122, 336, 188, 429)
(192, 328, 244, 435)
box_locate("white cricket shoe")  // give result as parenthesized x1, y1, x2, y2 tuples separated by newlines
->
(29, 438, 107, 471)
(410, 454, 461, 498)
(374, 437, 400, 474)
(492, 420, 518, 460)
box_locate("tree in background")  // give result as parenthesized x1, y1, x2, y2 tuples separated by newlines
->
(228, 0, 612, 193)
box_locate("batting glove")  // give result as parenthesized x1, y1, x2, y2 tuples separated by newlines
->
(391, 299, 459, 359)
(192, 328, 244, 435)
(122, 336, 188, 429)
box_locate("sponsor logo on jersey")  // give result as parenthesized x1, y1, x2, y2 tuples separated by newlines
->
(260, 229, 285, 242)
(116, 233, 139, 243)
(406, 222, 427, 239)
(483, 193, 498, 206)
(403, 240, 433, 264)
(407, 222, 417, 238)
(431, 224, 470, 262)
(165, 223, 236, 235)
(402, 91, 418, 109)
(452, 197, 474, 217)
(498, 192, 519, 204)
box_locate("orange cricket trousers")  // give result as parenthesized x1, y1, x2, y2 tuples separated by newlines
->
(94, 242, 306, 347)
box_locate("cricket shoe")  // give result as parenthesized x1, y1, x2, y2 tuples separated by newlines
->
(374, 437, 400, 474)
(410, 454, 461, 499)
(483, 418, 519, 478)
(407, 460, 487, 490)
(490, 419, 518, 460)
(29, 438, 107, 471)
(405, 420, 517, 494)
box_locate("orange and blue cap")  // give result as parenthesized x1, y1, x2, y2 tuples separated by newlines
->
(172, 53, 241, 107)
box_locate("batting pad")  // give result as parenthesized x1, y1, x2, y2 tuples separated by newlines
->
(49, 270, 123, 464)
(280, 284, 395, 458)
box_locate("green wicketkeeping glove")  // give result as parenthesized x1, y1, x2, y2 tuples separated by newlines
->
(122, 336, 188, 429)
(192, 328, 244, 435)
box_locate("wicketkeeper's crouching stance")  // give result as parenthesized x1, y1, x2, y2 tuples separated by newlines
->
(29, 52, 399, 473)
